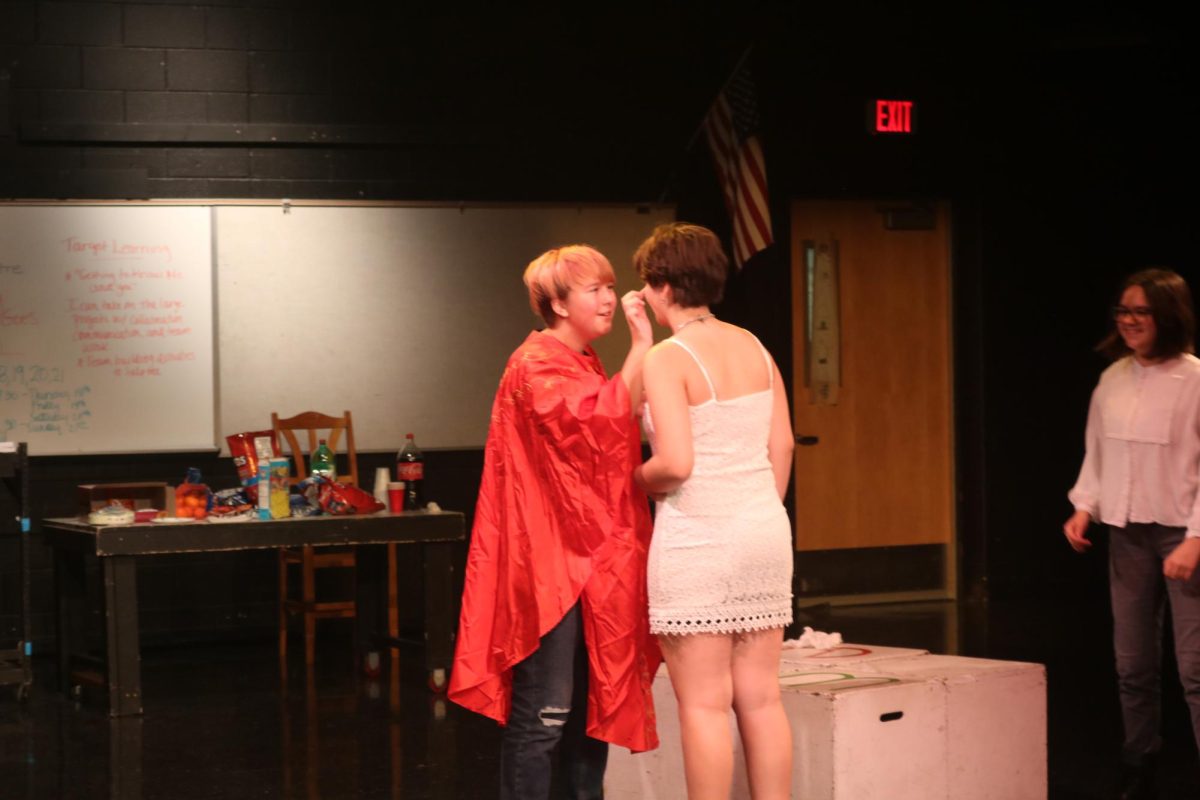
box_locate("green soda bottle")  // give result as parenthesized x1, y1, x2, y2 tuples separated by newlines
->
(310, 438, 336, 480)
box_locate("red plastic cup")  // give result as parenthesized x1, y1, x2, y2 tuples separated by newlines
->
(387, 481, 406, 512)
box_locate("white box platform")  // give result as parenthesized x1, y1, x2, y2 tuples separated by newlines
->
(606, 646, 1046, 800)
(779, 642, 928, 669)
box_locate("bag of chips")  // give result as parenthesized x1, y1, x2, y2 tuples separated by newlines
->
(210, 487, 254, 518)
(317, 479, 385, 516)
(226, 430, 279, 501)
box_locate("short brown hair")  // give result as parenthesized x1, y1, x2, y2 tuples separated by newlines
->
(1097, 267, 1195, 361)
(633, 222, 729, 307)
(523, 244, 614, 327)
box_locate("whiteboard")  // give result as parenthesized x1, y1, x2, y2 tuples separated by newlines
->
(0, 205, 215, 455)
(216, 204, 673, 451)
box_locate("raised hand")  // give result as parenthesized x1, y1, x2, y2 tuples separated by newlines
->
(622, 289, 652, 348)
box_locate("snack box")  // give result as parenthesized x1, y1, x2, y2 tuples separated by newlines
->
(78, 482, 174, 518)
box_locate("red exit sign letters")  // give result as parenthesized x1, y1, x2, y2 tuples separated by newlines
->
(873, 99, 915, 134)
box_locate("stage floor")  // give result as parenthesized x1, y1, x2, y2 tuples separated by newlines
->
(1, 597, 1197, 799)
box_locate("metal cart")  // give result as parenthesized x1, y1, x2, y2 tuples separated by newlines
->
(0, 442, 32, 702)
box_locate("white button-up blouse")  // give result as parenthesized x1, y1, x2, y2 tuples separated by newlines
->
(1069, 353, 1200, 538)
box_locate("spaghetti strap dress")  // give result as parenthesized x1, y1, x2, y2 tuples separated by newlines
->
(642, 335, 793, 635)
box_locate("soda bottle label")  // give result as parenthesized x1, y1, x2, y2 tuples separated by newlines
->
(396, 462, 424, 481)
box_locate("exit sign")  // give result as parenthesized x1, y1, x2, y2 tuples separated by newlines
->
(872, 99, 915, 134)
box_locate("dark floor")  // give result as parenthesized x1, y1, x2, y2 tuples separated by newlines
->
(1, 598, 1197, 799)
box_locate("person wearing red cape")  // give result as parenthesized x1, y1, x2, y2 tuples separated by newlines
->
(448, 244, 661, 799)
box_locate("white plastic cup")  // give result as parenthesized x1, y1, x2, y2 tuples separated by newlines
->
(373, 467, 390, 504)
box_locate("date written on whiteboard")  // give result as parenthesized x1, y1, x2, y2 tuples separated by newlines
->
(0, 364, 64, 386)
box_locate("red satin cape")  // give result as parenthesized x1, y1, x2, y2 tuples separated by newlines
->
(448, 331, 660, 752)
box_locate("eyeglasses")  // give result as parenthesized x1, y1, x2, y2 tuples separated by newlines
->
(1112, 306, 1152, 321)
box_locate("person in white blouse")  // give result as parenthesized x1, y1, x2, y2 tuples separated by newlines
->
(1064, 267, 1200, 800)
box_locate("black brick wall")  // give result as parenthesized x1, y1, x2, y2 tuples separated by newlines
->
(249, 148, 329, 180)
(245, 7, 289, 51)
(0, 2, 37, 42)
(83, 47, 165, 90)
(38, 2, 123, 47)
(203, 8, 248, 50)
(248, 51, 330, 95)
(247, 92, 288, 123)
(166, 147, 249, 178)
(204, 91, 247, 122)
(0, 72, 10, 135)
(0, 1, 707, 202)
(13, 45, 81, 89)
(0, 3, 419, 199)
(125, 89, 207, 122)
(40, 88, 122, 121)
(167, 49, 246, 92)
(81, 145, 167, 177)
(124, 4, 207, 49)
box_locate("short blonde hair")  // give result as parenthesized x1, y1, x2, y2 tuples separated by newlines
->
(523, 245, 615, 327)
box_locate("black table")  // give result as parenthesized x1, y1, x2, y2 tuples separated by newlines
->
(0, 445, 32, 702)
(42, 510, 465, 716)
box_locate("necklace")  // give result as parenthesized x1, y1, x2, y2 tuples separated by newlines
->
(674, 312, 714, 333)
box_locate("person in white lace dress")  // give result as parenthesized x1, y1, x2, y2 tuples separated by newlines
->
(631, 223, 795, 800)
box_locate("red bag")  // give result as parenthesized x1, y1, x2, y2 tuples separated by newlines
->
(226, 430, 279, 501)
(317, 480, 385, 515)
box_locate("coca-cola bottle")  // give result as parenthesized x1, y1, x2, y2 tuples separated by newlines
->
(396, 433, 424, 510)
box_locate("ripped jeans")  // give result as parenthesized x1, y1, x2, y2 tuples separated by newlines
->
(501, 602, 608, 800)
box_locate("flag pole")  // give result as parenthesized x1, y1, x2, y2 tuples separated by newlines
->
(681, 46, 755, 153)
(655, 46, 756, 204)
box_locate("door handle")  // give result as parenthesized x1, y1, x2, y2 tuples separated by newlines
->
(795, 435, 819, 446)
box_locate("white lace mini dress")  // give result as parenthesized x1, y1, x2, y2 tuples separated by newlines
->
(642, 336, 793, 636)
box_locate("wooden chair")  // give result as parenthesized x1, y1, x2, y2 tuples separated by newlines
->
(273, 410, 359, 667)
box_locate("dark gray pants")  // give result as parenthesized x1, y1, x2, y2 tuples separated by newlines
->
(500, 603, 608, 800)
(1110, 523, 1200, 763)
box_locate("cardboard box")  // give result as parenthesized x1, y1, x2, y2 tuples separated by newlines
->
(856, 655, 1048, 799)
(77, 482, 173, 517)
(606, 646, 1047, 800)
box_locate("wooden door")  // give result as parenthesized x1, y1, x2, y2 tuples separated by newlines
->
(790, 201, 954, 592)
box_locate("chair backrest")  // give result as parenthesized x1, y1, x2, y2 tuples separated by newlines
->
(270, 410, 358, 486)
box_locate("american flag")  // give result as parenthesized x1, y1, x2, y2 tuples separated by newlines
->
(703, 64, 773, 268)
